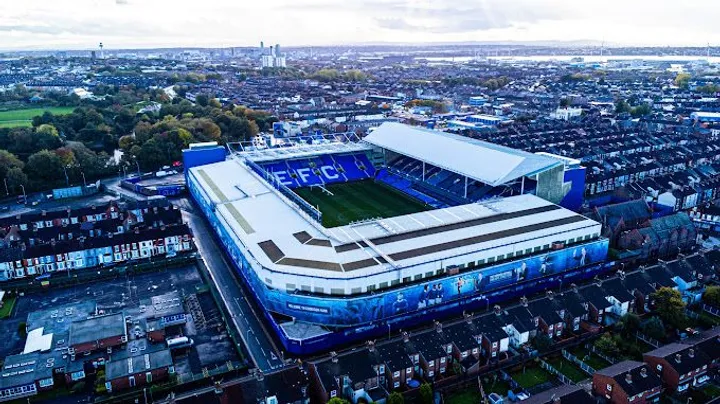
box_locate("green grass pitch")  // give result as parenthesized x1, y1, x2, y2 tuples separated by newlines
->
(0, 107, 76, 128)
(294, 180, 430, 227)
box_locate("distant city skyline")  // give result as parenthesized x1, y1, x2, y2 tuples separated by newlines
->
(1, 0, 719, 51)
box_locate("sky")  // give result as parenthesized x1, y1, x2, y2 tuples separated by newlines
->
(0, 0, 719, 51)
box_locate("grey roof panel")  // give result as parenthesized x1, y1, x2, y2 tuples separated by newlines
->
(388, 216, 589, 261)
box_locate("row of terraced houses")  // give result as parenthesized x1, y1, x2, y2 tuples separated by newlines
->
(308, 249, 720, 404)
(0, 200, 193, 281)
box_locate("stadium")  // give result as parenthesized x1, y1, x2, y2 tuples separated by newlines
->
(183, 123, 610, 354)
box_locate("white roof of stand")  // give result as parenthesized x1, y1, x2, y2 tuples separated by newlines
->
(23, 328, 53, 354)
(364, 122, 561, 186)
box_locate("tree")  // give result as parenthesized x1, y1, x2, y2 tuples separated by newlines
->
(67, 142, 114, 180)
(36, 124, 59, 138)
(135, 138, 167, 171)
(419, 382, 433, 404)
(327, 398, 350, 404)
(594, 332, 620, 357)
(674, 73, 691, 89)
(25, 150, 64, 184)
(696, 83, 720, 94)
(0, 150, 24, 180)
(652, 287, 687, 329)
(388, 391, 404, 404)
(533, 333, 553, 352)
(55, 147, 77, 167)
(642, 317, 666, 340)
(630, 104, 652, 117)
(6, 167, 28, 194)
(615, 99, 632, 114)
(192, 119, 221, 142)
(208, 98, 222, 108)
(195, 94, 209, 107)
(703, 286, 720, 308)
(13, 84, 29, 98)
(618, 313, 641, 336)
(118, 135, 135, 151)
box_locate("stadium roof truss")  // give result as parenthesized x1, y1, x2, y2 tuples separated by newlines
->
(363, 122, 563, 187)
(230, 132, 371, 163)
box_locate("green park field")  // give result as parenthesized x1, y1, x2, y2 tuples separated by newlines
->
(294, 179, 430, 227)
(0, 107, 76, 128)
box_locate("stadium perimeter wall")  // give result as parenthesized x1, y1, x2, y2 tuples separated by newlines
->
(185, 161, 612, 353)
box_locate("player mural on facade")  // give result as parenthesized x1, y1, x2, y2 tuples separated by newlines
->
(515, 261, 527, 281)
(572, 247, 589, 267)
(418, 285, 430, 309)
(392, 292, 408, 314)
(227, 235, 609, 327)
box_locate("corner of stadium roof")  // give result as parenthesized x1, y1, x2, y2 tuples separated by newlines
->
(363, 122, 563, 187)
(234, 132, 372, 163)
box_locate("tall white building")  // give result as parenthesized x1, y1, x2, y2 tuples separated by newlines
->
(260, 43, 287, 68)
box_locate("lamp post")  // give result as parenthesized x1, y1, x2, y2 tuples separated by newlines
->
(20, 184, 26, 204)
(81, 171, 87, 187)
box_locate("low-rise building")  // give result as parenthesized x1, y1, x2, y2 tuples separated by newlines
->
(104, 350, 174, 392)
(69, 312, 128, 355)
(593, 360, 662, 404)
(643, 343, 711, 393)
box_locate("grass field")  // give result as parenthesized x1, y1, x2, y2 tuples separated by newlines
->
(0, 107, 75, 128)
(483, 376, 511, 396)
(446, 390, 482, 404)
(569, 346, 612, 370)
(294, 180, 430, 227)
(0, 296, 16, 319)
(510, 366, 554, 389)
(545, 356, 589, 382)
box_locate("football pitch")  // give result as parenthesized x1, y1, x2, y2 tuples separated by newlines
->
(294, 180, 430, 227)
(0, 107, 76, 128)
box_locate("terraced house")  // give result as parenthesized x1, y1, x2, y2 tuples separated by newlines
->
(0, 201, 193, 281)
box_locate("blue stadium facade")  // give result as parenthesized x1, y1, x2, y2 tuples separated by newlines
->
(183, 131, 611, 355)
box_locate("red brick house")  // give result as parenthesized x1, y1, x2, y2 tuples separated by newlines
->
(643, 343, 711, 393)
(593, 360, 662, 404)
(104, 350, 174, 392)
(68, 312, 127, 355)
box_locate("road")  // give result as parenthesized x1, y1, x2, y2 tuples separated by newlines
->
(0, 176, 141, 218)
(181, 207, 286, 372)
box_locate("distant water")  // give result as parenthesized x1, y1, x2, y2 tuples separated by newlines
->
(417, 55, 720, 64)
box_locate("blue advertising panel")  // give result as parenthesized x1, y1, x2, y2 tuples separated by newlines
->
(182, 146, 226, 170)
(236, 239, 608, 328)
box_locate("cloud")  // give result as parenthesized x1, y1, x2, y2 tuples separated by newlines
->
(372, 0, 570, 34)
(0, 0, 719, 49)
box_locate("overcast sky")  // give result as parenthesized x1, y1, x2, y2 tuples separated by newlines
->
(1, 0, 719, 50)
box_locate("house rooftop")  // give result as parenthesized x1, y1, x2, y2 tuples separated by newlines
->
(644, 343, 711, 375)
(69, 312, 127, 347)
(596, 360, 661, 397)
(105, 349, 173, 381)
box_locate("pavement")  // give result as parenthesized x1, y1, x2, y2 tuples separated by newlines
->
(181, 205, 286, 372)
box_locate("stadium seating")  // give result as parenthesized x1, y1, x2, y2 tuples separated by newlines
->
(376, 169, 448, 208)
(259, 152, 533, 205)
(259, 152, 375, 188)
(384, 155, 524, 204)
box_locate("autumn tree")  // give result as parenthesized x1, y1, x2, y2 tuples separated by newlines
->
(652, 287, 687, 329)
